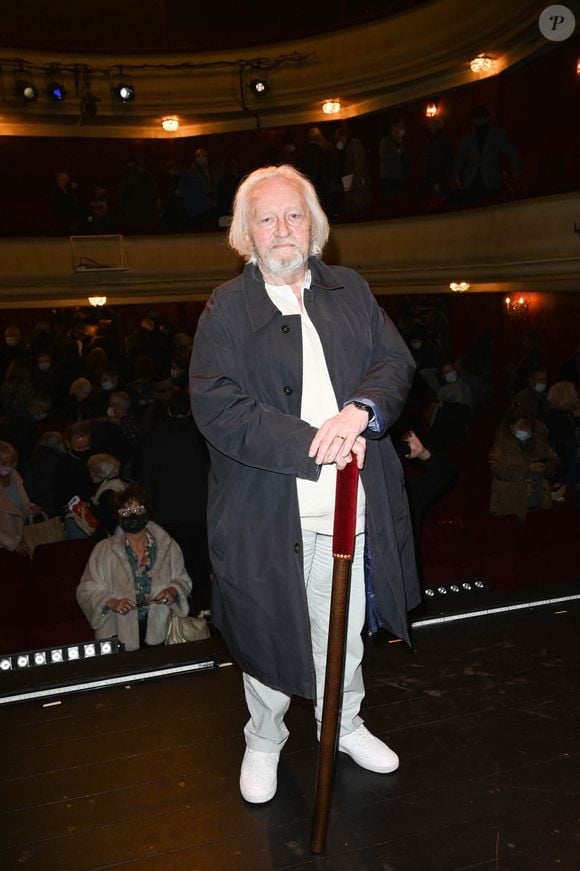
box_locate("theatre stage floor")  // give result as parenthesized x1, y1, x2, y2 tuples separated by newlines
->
(1, 598, 579, 871)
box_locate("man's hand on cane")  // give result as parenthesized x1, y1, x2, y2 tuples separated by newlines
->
(308, 404, 368, 470)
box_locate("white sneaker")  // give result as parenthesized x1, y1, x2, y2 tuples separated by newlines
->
(338, 724, 399, 773)
(239, 749, 279, 803)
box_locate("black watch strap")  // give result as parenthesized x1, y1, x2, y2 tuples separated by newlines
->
(350, 401, 374, 423)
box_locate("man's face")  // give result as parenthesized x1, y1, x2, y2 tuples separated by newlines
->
(246, 177, 311, 280)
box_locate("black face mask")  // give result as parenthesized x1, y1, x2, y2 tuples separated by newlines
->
(119, 513, 149, 533)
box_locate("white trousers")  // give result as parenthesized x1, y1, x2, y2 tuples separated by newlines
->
(243, 531, 366, 752)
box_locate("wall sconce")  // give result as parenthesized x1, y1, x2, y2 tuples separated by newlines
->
(322, 99, 341, 115)
(425, 101, 439, 118)
(504, 295, 528, 317)
(449, 282, 470, 293)
(88, 296, 107, 307)
(470, 55, 496, 74)
(577, 58, 580, 75)
(161, 117, 179, 132)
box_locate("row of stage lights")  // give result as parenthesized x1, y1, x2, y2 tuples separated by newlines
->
(0, 637, 122, 671)
(14, 80, 135, 104)
(424, 579, 486, 598)
(12, 53, 504, 111)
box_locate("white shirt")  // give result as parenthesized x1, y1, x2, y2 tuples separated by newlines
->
(265, 272, 365, 534)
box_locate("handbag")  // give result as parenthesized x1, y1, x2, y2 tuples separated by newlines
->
(65, 496, 99, 536)
(22, 513, 66, 550)
(165, 611, 210, 644)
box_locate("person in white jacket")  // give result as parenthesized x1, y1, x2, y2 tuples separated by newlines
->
(77, 483, 192, 650)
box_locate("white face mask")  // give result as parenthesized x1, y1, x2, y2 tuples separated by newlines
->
(336, 140, 345, 151)
(32, 413, 47, 422)
(534, 382, 546, 393)
(106, 406, 116, 418)
(5, 337, 18, 347)
(411, 340, 422, 350)
(170, 368, 180, 380)
(38, 362, 51, 372)
(445, 371, 458, 383)
(0, 465, 13, 476)
(514, 429, 531, 441)
(101, 380, 114, 391)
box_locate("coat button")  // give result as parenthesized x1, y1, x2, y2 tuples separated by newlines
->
(294, 543, 300, 553)
(283, 386, 293, 395)
(281, 324, 290, 334)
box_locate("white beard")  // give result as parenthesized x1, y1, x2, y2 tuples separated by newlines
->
(259, 244, 308, 277)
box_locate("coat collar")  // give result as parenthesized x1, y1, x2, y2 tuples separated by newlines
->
(243, 258, 344, 333)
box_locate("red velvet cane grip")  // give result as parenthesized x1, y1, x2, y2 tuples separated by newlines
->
(332, 456, 359, 559)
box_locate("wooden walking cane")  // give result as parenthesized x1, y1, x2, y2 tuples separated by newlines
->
(311, 456, 359, 854)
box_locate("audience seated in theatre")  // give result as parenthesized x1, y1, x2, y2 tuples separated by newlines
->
(0, 394, 53, 473)
(24, 431, 65, 518)
(0, 357, 35, 418)
(489, 406, 559, 522)
(87, 453, 128, 538)
(76, 484, 192, 651)
(52, 421, 96, 537)
(0, 440, 41, 553)
(0, 326, 26, 380)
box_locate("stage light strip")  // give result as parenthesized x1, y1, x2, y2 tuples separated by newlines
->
(411, 593, 580, 628)
(0, 659, 217, 707)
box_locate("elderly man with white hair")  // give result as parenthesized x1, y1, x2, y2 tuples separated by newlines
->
(190, 164, 419, 804)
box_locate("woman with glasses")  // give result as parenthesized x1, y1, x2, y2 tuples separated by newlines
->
(76, 483, 192, 650)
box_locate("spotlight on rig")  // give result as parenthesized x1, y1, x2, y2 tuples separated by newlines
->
(15, 80, 38, 102)
(113, 83, 135, 102)
(250, 78, 268, 96)
(47, 81, 67, 102)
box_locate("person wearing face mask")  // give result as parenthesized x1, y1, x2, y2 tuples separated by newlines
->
(76, 484, 192, 651)
(514, 369, 548, 419)
(489, 405, 560, 522)
(52, 422, 96, 536)
(438, 362, 473, 412)
(0, 441, 41, 553)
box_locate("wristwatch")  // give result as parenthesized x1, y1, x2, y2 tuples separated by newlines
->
(350, 401, 374, 423)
